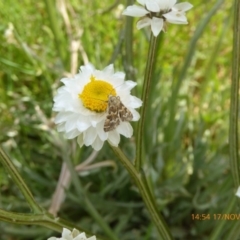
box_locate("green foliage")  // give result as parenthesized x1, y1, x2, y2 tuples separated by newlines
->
(0, 0, 236, 239)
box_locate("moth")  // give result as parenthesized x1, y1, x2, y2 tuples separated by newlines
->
(104, 95, 133, 132)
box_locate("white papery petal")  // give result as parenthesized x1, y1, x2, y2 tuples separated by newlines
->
(235, 186, 240, 197)
(77, 118, 91, 132)
(103, 64, 114, 75)
(156, 0, 176, 10)
(80, 63, 95, 73)
(118, 80, 137, 92)
(173, 2, 193, 12)
(90, 114, 105, 127)
(146, 0, 160, 12)
(55, 112, 70, 124)
(117, 122, 133, 138)
(151, 17, 163, 37)
(91, 136, 104, 151)
(77, 134, 84, 147)
(57, 123, 65, 132)
(96, 121, 108, 141)
(65, 129, 80, 139)
(88, 236, 97, 240)
(113, 71, 125, 80)
(137, 17, 151, 29)
(122, 5, 149, 17)
(137, 0, 146, 6)
(108, 131, 120, 146)
(163, 12, 188, 24)
(74, 232, 86, 239)
(65, 115, 79, 132)
(48, 228, 96, 240)
(129, 95, 143, 108)
(83, 127, 97, 145)
(131, 109, 141, 121)
(62, 228, 72, 238)
(112, 72, 125, 87)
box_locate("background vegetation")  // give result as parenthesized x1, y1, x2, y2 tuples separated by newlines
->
(0, 0, 236, 239)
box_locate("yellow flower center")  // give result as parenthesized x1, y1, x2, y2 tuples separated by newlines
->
(79, 75, 116, 112)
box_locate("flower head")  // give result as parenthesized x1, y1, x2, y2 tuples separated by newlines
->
(122, 0, 193, 37)
(48, 228, 96, 240)
(53, 64, 142, 151)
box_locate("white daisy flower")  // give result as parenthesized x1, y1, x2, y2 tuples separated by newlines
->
(53, 63, 142, 151)
(122, 0, 193, 37)
(48, 228, 96, 240)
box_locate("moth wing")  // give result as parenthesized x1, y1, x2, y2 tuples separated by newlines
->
(104, 98, 121, 132)
(104, 112, 120, 132)
(118, 102, 133, 121)
(104, 95, 132, 132)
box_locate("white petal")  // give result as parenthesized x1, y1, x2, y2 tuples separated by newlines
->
(122, 5, 149, 17)
(117, 122, 133, 138)
(74, 232, 86, 239)
(47, 238, 57, 240)
(77, 134, 84, 148)
(146, 0, 160, 12)
(108, 131, 120, 146)
(156, 0, 176, 10)
(137, 0, 146, 6)
(65, 115, 79, 132)
(72, 228, 80, 238)
(91, 136, 104, 151)
(62, 228, 72, 238)
(235, 186, 240, 197)
(60, 78, 72, 84)
(131, 109, 141, 121)
(163, 12, 188, 24)
(65, 129, 80, 139)
(168, 0, 177, 8)
(119, 80, 137, 92)
(136, 17, 151, 30)
(54, 112, 69, 124)
(88, 236, 97, 240)
(90, 114, 105, 127)
(113, 71, 125, 80)
(111, 72, 125, 87)
(83, 127, 97, 145)
(150, 17, 163, 37)
(129, 95, 143, 108)
(96, 121, 108, 141)
(103, 64, 114, 75)
(80, 63, 95, 73)
(57, 123, 65, 132)
(173, 2, 193, 12)
(77, 118, 91, 132)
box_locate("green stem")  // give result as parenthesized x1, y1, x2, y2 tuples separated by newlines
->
(0, 209, 65, 232)
(136, 34, 158, 171)
(0, 208, 107, 240)
(62, 149, 118, 240)
(229, 0, 240, 188)
(111, 146, 172, 240)
(0, 146, 42, 213)
(43, 0, 67, 65)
